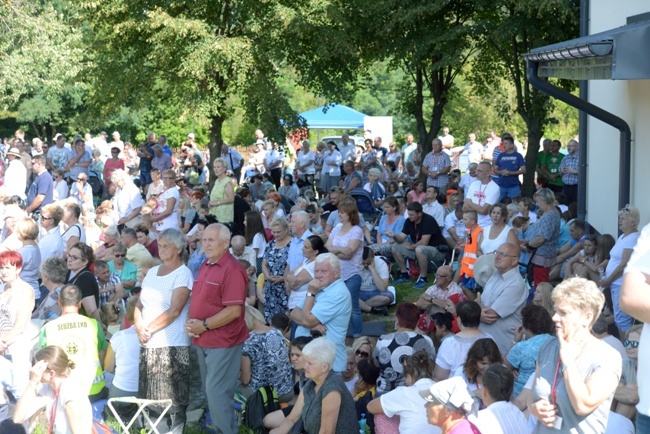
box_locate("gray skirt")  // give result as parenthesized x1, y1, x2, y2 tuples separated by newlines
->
(138, 346, 190, 406)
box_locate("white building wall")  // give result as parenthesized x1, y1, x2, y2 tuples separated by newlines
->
(587, 0, 650, 235)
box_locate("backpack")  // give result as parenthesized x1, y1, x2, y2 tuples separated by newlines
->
(242, 385, 280, 434)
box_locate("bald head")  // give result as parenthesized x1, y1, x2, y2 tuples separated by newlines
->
(231, 235, 246, 256)
(494, 243, 520, 274)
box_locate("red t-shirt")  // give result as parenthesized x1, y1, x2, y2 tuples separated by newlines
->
(104, 158, 125, 187)
(146, 239, 159, 258)
(190, 251, 249, 348)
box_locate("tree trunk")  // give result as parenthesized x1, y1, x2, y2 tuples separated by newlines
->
(522, 121, 541, 197)
(208, 115, 225, 191)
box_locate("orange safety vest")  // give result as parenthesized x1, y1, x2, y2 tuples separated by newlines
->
(459, 225, 483, 278)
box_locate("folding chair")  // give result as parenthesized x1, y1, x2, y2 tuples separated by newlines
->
(107, 397, 173, 434)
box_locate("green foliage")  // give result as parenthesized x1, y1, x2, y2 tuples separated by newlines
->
(471, 0, 580, 195)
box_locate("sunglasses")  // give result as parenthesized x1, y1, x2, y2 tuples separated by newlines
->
(355, 350, 369, 358)
(114, 254, 126, 258)
(624, 340, 639, 348)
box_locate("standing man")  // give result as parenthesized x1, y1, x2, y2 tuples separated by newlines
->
(463, 161, 500, 229)
(264, 142, 283, 189)
(338, 134, 357, 170)
(494, 134, 526, 201)
(421, 138, 452, 190)
(287, 211, 312, 271)
(5, 147, 27, 199)
(401, 133, 417, 169)
(558, 139, 579, 204)
(458, 163, 478, 199)
(464, 133, 484, 165)
(536, 138, 553, 179)
(541, 139, 564, 194)
(158, 134, 173, 157)
(137, 132, 156, 190)
(185, 224, 248, 434)
(478, 243, 527, 355)
(26, 154, 53, 217)
(438, 126, 455, 153)
(389, 202, 448, 289)
(221, 143, 244, 184)
(290, 253, 352, 373)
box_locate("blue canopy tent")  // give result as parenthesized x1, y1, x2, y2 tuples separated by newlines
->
(298, 104, 367, 129)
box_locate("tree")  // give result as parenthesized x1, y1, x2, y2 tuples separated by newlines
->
(0, 0, 85, 138)
(79, 0, 307, 187)
(472, 0, 580, 196)
(346, 0, 479, 154)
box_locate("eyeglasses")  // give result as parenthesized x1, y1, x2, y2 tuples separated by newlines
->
(162, 176, 176, 180)
(624, 340, 639, 348)
(40, 216, 53, 221)
(67, 255, 82, 261)
(494, 251, 517, 258)
(114, 254, 126, 258)
(355, 350, 369, 358)
(435, 273, 450, 279)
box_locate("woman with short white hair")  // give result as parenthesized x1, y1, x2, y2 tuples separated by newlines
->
(112, 169, 144, 229)
(269, 337, 358, 434)
(363, 167, 386, 208)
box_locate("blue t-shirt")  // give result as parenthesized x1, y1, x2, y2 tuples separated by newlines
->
(495, 151, 525, 188)
(66, 149, 92, 180)
(377, 214, 405, 244)
(294, 279, 352, 372)
(47, 146, 69, 172)
(27, 171, 54, 211)
(507, 333, 553, 397)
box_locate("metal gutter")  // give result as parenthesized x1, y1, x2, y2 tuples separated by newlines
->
(578, 0, 588, 224)
(525, 60, 631, 213)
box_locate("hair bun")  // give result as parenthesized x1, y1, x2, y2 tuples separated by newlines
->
(68, 360, 76, 371)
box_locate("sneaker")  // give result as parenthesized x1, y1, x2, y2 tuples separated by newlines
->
(393, 274, 411, 284)
(370, 306, 389, 316)
(413, 278, 429, 289)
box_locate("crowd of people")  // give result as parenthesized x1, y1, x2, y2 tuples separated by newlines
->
(0, 125, 648, 434)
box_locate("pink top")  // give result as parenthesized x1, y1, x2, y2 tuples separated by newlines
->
(408, 190, 426, 204)
(330, 225, 364, 280)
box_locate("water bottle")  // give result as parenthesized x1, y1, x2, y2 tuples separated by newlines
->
(598, 267, 606, 292)
(359, 413, 367, 433)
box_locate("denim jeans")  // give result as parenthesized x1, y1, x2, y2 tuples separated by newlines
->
(611, 282, 634, 332)
(499, 185, 521, 202)
(637, 412, 650, 433)
(345, 274, 363, 337)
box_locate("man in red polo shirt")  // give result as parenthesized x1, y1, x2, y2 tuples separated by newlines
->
(185, 224, 248, 434)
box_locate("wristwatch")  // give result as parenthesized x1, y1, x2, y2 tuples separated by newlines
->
(307, 292, 315, 297)
(203, 320, 210, 331)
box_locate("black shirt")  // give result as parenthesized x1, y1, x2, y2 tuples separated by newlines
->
(401, 213, 446, 247)
(66, 267, 100, 315)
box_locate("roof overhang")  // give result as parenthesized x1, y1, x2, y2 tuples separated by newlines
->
(522, 18, 650, 80)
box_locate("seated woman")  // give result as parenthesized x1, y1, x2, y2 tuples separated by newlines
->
(367, 350, 438, 434)
(358, 247, 393, 316)
(263, 336, 313, 430)
(434, 301, 495, 381)
(104, 296, 140, 422)
(452, 338, 502, 401)
(94, 225, 120, 262)
(269, 337, 358, 434)
(421, 376, 481, 433)
(239, 305, 294, 403)
(13, 346, 93, 433)
(368, 196, 405, 259)
(375, 303, 435, 396)
(33, 257, 68, 321)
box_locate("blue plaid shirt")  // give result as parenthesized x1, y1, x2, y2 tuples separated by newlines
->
(559, 153, 579, 185)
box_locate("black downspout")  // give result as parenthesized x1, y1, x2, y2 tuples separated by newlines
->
(578, 0, 589, 224)
(525, 60, 631, 213)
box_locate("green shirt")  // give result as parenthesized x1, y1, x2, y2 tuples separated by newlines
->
(543, 152, 564, 186)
